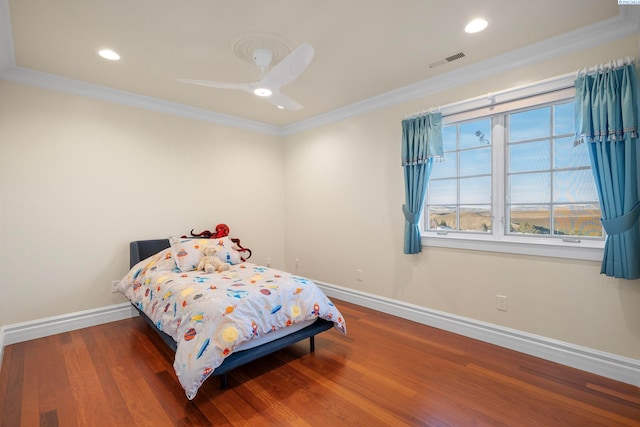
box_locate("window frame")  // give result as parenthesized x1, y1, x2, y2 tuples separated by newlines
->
(421, 85, 605, 261)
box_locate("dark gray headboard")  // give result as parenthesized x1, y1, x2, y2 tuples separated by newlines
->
(130, 239, 170, 268)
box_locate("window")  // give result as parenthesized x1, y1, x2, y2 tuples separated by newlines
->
(423, 87, 605, 261)
(428, 118, 493, 234)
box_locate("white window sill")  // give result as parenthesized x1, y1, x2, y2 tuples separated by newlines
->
(422, 233, 604, 261)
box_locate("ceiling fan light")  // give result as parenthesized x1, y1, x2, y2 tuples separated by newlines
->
(98, 49, 120, 61)
(465, 18, 488, 33)
(253, 87, 272, 97)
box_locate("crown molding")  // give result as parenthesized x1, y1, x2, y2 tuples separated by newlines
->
(0, 0, 282, 135)
(283, 8, 640, 135)
(1, 1, 638, 136)
(0, 66, 284, 136)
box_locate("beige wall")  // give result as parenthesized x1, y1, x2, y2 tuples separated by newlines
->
(283, 35, 640, 359)
(0, 81, 285, 326)
(1, 35, 639, 361)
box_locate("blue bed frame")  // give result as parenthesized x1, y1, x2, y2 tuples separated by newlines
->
(129, 239, 334, 389)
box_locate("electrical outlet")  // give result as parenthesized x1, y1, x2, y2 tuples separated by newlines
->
(356, 269, 364, 281)
(294, 258, 299, 271)
(111, 280, 120, 293)
(266, 257, 272, 267)
(496, 295, 508, 311)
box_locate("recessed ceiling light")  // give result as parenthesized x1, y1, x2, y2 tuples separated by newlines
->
(465, 18, 488, 34)
(98, 49, 120, 61)
(253, 87, 272, 97)
(277, 105, 284, 109)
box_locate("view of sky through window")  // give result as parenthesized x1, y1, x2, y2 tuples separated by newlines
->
(425, 99, 603, 238)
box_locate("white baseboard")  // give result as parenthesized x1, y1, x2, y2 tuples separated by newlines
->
(2, 303, 139, 347)
(1, 287, 638, 387)
(316, 281, 640, 387)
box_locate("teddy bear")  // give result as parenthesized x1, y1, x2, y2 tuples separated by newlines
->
(197, 246, 230, 273)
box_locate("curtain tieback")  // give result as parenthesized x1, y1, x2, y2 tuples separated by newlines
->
(402, 204, 420, 225)
(601, 202, 640, 235)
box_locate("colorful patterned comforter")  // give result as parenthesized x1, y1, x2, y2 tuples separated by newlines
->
(117, 251, 346, 400)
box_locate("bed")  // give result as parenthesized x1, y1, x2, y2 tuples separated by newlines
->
(117, 236, 346, 400)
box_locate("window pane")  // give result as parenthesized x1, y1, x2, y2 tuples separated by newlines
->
(426, 94, 603, 246)
(428, 206, 457, 230)
(509, 172, 551, 203)
(430, 153, 457, 179)
(460, 205, 492, 232)
(509, 140, 550, 173)
(460, 147, 491, 176)
(553, 204, 603, 237)
(429, 179, 457, 205)
(509, 107, 551, 141)
(460, 119, 491, 149)
(443, 126, 457, 152)
(554, 102, 574, 135)
(460, 176, 491, 204)
(553, 170, 599, 203)
(509, 205, 551, 235)
(554, 137, 591, 169)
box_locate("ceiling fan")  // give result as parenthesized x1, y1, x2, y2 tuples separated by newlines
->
(176, 42, 315, 110)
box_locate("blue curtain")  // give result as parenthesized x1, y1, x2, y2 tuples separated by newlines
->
(575, 63, 640, 280)
(401, 113, 443, 254)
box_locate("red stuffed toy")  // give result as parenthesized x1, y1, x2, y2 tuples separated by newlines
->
(182, 223, 251, 260)
(187, 223, 229, 239)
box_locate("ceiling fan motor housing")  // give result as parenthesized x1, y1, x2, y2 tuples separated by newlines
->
(252, 49, 274, 75)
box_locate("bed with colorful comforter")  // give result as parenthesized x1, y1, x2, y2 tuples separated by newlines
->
(117, 237, 346, 400)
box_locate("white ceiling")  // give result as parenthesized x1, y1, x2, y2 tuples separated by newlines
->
(0, 1, 635, 132)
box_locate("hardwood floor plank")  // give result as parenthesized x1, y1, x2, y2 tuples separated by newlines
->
(587, 382, 640, 406)
(20, 337, 39, 427)
(0, 347, 9, 424)
(196, 385, 257, 426)
(41, 335, 78, 427)
(107, 321, 193, 425)
(1, 343, 23, 427)
(39, 410, 58, 427)
(287, 359, 413, 426)
(155, 370, 215, 427)
(517, 362, 640, 420)
(110, 363, 175, 426)
(235, 379, 313, 426)
(35, 337, 58, 415)
(468, 363, 639, 426)
(81, 327, 138, 426)
(296, 346, 497, 426)
(60, 331, 115, 426)
(112, 318, 224, 426)
(1, 299, 639, 426)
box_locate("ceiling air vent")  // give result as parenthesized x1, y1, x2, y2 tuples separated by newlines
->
(428, 51, 466, 69)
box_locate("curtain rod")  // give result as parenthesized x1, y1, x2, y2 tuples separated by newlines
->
(403, 56, 636, 121)
(576, 56, 636, 78)
(402, 75, 569, 120)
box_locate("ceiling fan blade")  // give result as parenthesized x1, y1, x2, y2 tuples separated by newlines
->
(176, 43, 313, 110)
(175, 78, 252, 92)
(265, 91, 303, 111)
(261, 42, 315, 89)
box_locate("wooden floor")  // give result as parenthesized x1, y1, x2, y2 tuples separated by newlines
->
(1, 300, 639, 426)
